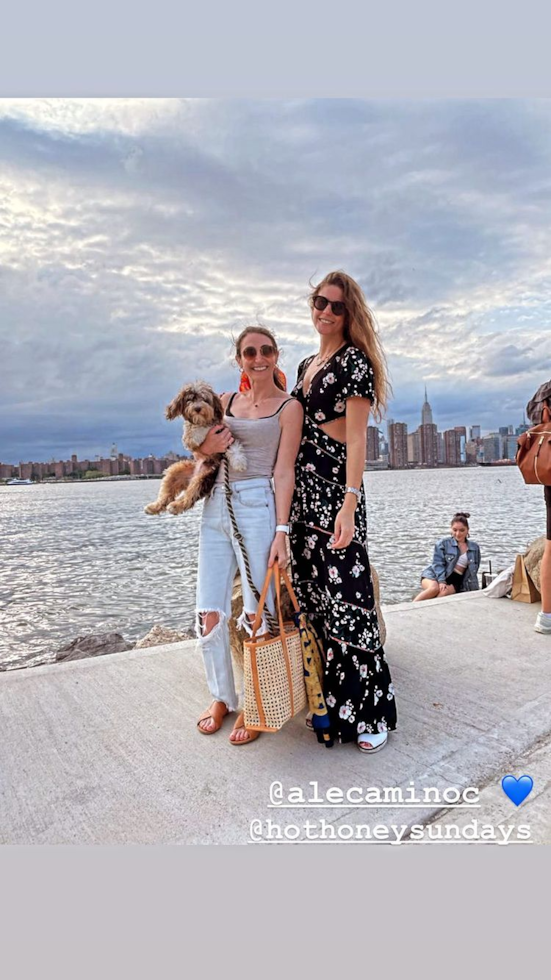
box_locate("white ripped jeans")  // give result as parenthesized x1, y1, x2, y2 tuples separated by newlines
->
(195, 478, 276, 712)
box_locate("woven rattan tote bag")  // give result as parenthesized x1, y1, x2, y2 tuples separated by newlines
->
(243, 561, 307, 732)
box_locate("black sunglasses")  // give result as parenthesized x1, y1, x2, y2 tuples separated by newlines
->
(241, 344, 277, 358)
(313, 295, 347, 317)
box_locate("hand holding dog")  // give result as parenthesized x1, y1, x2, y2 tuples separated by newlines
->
(197, 424, 233, 457)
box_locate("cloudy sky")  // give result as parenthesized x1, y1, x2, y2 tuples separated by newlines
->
(2, 98, 551, 463)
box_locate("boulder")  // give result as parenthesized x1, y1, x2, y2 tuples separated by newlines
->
(135, 624, 194, 648)
(524, 534, 547, 592)
(56, 632, 134, 662)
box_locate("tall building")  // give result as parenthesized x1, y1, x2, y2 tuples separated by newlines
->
(366, 426, 380, 462)
(505, 435, 519, 461)
(443, 429, 462, 465)
(437, 430, 445, 464)
(419, 423, 438, 466)
(470, 425, 481, 441)
(465, 440, 479, 464)
(483, 435, 501, 463)
(421, 386, 433, 426)
(388, 422, 408, 468)
(407, 431, 419, 464)
(454, 427, 466, 463)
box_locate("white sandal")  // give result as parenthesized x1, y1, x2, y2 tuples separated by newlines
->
(357, 732, 388, 754)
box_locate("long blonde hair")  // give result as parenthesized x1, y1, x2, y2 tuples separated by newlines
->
(309, 271, 389, 421)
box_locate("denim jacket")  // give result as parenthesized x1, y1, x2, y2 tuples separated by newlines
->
(421, 536, 481, 592)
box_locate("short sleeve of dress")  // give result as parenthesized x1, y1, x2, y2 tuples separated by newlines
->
(339, 347, 375, 402)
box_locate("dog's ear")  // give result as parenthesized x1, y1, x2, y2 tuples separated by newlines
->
(165, 386, 191, 420)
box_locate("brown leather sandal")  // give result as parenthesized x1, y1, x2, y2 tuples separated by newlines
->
(197, 701, 229, 735)
(229, 712, 260, 746)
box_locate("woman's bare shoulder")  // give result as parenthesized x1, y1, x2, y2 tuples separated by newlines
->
(279, 397, 304, 423)
(219, 392, 234, 410)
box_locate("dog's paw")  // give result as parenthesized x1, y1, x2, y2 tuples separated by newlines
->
(144, 503, 162, 514)
(167, 499, 188, 515)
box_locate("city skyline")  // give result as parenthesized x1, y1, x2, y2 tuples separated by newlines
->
(2, 99, 551, 461)
(1, 384, 530, 471)
(1, 384, 527, 475)
(367, 387, 528, 468)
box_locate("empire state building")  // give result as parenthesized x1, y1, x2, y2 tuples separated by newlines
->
(421, 386, 433, 426)
(419, 386, 438, 466)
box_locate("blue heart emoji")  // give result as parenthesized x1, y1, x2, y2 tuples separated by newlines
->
(501, 775, 533, 807)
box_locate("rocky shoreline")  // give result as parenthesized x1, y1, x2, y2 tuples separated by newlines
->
(0, 624, 195, 672)
(5, 536, 542, 674)
(1, 563, 387, 673)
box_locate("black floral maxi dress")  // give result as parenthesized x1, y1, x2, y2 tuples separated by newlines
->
(290, 344, 397, 744)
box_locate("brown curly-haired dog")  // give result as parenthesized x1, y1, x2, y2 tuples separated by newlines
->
(144, 381, 246, 515)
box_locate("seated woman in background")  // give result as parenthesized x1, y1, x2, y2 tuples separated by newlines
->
(414, 512, 481, 601)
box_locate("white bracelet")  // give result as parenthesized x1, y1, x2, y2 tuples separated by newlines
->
(345, 486, 361, 499)
(275, 524, 290, 534)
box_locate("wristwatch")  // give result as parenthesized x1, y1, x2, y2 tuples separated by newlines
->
(275, 524, 290, 534)
(345, 486, 361, 499)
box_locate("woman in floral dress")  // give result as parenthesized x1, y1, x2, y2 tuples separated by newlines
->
(290, 271, 397, 752)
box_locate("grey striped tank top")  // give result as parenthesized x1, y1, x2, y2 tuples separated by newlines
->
(213, 394, 294, 483)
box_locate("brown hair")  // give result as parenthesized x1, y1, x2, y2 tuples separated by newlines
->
(234, 325, 286, 391)
(452, 512, 470, 530)
(309, 270, 389, 421)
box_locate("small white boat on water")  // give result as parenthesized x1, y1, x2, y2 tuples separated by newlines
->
(6, 478, 33, 485)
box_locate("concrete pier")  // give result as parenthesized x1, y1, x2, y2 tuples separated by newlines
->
(1, 592, 550, 844)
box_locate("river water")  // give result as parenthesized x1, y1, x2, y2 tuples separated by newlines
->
(0, 467, 545, 669)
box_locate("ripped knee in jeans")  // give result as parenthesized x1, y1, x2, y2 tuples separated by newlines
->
(237, 609, 267, 637)
(196, 609, 226, 640)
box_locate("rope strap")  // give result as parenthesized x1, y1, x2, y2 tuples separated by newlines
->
(223, 458, 279, 635)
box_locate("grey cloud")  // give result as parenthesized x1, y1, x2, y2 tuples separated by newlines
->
(2, 99, 551, 461)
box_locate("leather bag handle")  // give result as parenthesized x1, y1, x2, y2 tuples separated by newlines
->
(250, 564, 276, 638)
(249, 560, 300, 639)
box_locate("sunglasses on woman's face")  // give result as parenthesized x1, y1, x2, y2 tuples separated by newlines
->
(313, 295, 346, 317)
(241, 344, 277, 359)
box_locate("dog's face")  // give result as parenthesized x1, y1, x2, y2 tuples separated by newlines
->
(165, 382, 222, 426)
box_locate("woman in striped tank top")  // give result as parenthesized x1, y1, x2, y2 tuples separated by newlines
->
(194, 326, 303, 744)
